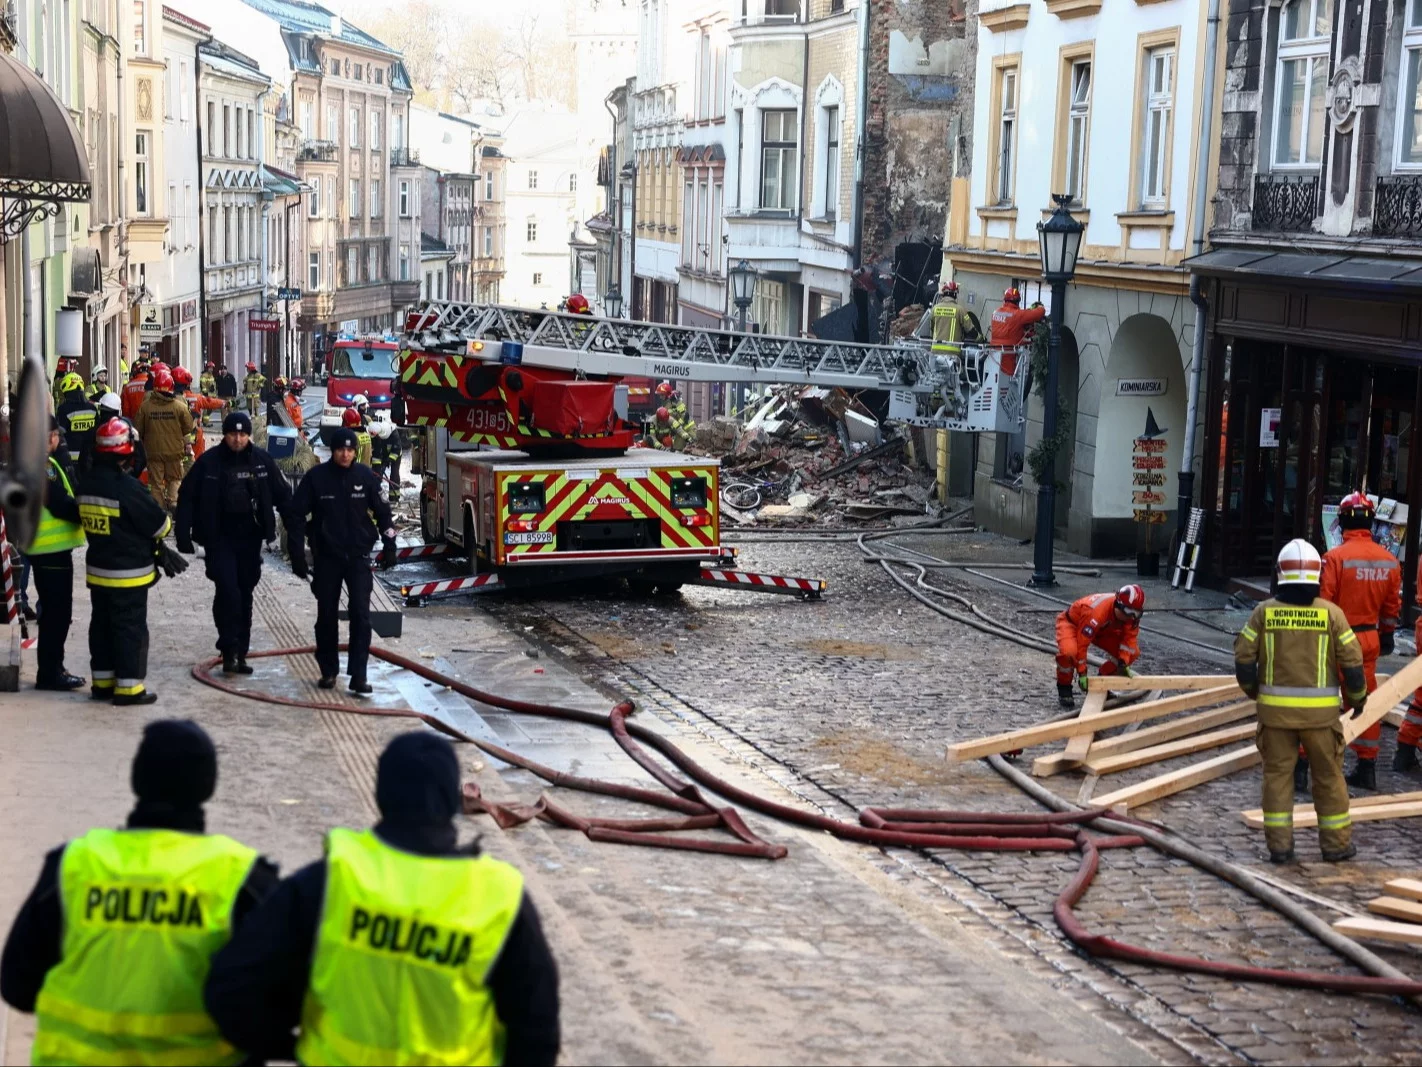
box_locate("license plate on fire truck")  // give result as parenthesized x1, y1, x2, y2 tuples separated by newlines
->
(504, 531, 555, 546)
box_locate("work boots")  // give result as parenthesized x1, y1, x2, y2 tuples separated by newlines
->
(1268, 847, 1295, 864)
(1294, 756, 1310, 794)
(222, 655, 254, 676)
(1322, 843, 1358, 862)
(1057, 684, 1075, 709)
(1395, 743, 1420, 774)
(1346, 758, 1378, 792)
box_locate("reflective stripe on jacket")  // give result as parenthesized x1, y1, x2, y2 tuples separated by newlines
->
(1320, 529, 1402, 632)
(31, 828, 257, 1067)
(1234, 597, 1364, 728)
(28, 458, 85, 555)
(295, 828, 524, 1067)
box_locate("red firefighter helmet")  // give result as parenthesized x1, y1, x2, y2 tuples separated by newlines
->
(1114, 584, 1146, 622)
(290, 377, 305, 392)
(152, 369, 175, 393)
(94, 417, 134, 455)
(655, 406, 671, 423)
(273, 376, 287, 389)
(941, 281, 960, 299)
(1003, 287, 1022, 306)
(204, 361, 215, 371)
(342, 407, 362, 428)
(1338, 491, 1376, 530)
(655, 380, 675, 398)
(661, 434, 674, 448)
(246, 362, 258, 373)
(566, 293, 591, 315)
(172, 366, 193, 388)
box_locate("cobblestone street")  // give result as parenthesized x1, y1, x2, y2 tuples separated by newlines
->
(464, 529, 1422, 1065)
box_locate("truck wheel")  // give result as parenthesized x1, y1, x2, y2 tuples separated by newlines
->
(626, 578, 657, 597)
(654, 582, 683, 596)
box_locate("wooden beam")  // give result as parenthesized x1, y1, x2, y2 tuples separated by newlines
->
(1384, 878, 1422, 903)
(1083, 722, 1257, 775)
(949, 685, 1240, 764)
(1086, 674, 1235, 693)
(1366, 896, 1422, 924)
(1344, 653, 1422, 743)
(1091, 745, 1260, 813)
(1241, 792, 1422, 828)
(1332, 916, 1422, 946)
(1059, 690, 1107, 763)
(1089, 701, 1255, 756)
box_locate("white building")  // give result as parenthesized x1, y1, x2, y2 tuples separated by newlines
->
(949, 0, 1208, 555)
(497, 105, 582, 309)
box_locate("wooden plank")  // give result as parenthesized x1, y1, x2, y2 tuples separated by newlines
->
(1083, 722, 1257, 775)
(1384, 878, 1422, 903)
(1241, 794, 1422, 829)
(1092, 745, 1261, 814)
(1366, 896, 1422, 924)
(1332, 916, 1422, 946)
(1088, 701, 1255, 756)
(1344, 653, 1422, 743)
(1086, 674, 1234, 693)
(1060, 690, 1107, 763)
(948, 685, 1239, 764)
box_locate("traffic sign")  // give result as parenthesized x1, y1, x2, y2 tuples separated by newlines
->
(277, 287, 302, 301)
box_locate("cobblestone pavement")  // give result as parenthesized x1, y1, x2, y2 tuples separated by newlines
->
(450, 529, 1422, 1065)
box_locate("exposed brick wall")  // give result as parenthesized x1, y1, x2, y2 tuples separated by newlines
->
(860, 0, 974, 266)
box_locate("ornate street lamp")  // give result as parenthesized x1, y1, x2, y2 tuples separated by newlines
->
(1030, 194, 1085, 588)
(603, 285, 623, 319)
(729, 259, 757, 331)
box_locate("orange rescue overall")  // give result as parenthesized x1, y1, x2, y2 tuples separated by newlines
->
(1055, 592, 1141, 687)
(1320, 528, 1402, 760)
(1403, 556, 1422, 750)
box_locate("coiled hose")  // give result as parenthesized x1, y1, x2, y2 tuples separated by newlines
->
(196, 645, 1422, 999)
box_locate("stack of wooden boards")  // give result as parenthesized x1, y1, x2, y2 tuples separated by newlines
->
(944, 654, 1422, 814)
(1335, 879, 1422, 946)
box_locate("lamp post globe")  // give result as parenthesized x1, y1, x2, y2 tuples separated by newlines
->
(729, 259, 758, 325)
(604, 285, 623, 319)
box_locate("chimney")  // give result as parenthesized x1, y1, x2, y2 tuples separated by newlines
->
(331, 14, 342, 36)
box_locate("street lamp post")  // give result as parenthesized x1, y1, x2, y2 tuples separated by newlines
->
(1030, 193, 1085, 588)
(728, 259, 758, 414)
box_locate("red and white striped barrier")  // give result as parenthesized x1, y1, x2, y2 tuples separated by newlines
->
(370, 543, 452, 564)
(399, 573, 504, 600)
(693, 568, 827, 599)
(0, 512, 17, 623)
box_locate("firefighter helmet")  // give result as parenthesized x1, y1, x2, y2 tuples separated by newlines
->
(369, 415, 393, 440)
(1338, 491, 1376, 530)
(151, 361, 169, 377)
(59, 372, 85, 395)
(98, 392, 122, 415)
(655, 380, 675, 398)
(94, 416, 134, 455)
(566, 293, 591, 315)
(661, 434, 674, 448)
(204, 361, 215, 371)
(245, 362, 258, 373)
(152, 369, 175, 393)
(941, 281, 960, 299)
(93, 366, 109, 380)
(342, 407, 362, 428)
(655, 406, 671, 424)
(352, 393, 369, 411)
(1003, 287, 1022, 305)
(172, 366, 193, 389)
(290, 377, 305, 392)
(1277, 538, 1323, 586)
(1114, 584, 1146, 622)
(273, 376, 287, 389)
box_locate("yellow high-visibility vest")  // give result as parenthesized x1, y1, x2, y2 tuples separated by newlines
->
(27, 458, 84, 555)
(32, 828, 257, 1067)
(296, 828, 524, 1067)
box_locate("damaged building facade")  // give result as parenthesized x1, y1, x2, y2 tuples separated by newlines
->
(948, 0, 1217, 557)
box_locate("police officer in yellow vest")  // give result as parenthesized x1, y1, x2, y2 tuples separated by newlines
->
(1235, 538, 1367, 864)
(24, 417, 85, 691)
(205, 732, 561, 1065)
(0, 720, 278, 1066)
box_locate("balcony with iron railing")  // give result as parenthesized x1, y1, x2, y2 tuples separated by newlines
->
(298, 140, 338, 164)
(1374, 174, 1422, 239)
(390, 147, 420, 167)
(1252, 173, 1320, 233)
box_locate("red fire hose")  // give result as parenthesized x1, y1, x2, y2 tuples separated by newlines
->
(195, 646, 1422, 999)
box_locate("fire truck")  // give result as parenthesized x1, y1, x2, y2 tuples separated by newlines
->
(391, 299, 1028, 602)
(318, 337, 400, 444)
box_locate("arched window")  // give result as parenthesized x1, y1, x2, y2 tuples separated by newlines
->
(1272, 0, 1331, 167)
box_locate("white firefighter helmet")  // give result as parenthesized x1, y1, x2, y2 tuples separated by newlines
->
(369, 414, 394, 440)
(1276, 538, 1323, 586)
(351, 393, 370, 411)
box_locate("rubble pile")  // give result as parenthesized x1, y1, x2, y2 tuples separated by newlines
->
(690, 386, 942, 527)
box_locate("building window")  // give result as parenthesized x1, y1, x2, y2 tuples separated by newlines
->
(393, 111, 404, 149)
(483, 226, 493, 256)
(710, 181, 724, 271)
(301, 99, 313, 139)
(135, 131, 150, 215)
(309, 179, 320, 217)
(1273, 0, 1330, 167)
(425, 270, 433, 297)
(399, 244, 410, 280)
(375, 68, 384, 85)
(485, 171, 494, 199)
(349, 108, 361, 149)
(569, 173, 577, 192)
(533, 272, 543, 286)
(528, 169, 538, 190)
(995, 66, 1018, 205)
(823, 106, 840, 220)
(760, 109, 797, 210)
(248, 109, 256, 160)
(327, 102, 338, 140)
(326, 176, 335, 219)
(399, 180, 410, 216)
(682, 180, 695, 264)
(179, 62, 190, 121)
(368, 245, 380, 281)
(353, 63, 363, 81)
(371, 111, 382, 151)
(1065, 59, 1092, 203)
(350, 179, 360, 218)
(346, 246, 357, 285)
(1140, 47, 1174, 206)
(133, 0, 145, 54)
(223, 104, 231, 156)
(370, 178, 381, 218)
(1399, 0, 1422, 165)
(207, 101, 216, 155)
(309, 252, 321, 291)
(527, 220, 537, 242)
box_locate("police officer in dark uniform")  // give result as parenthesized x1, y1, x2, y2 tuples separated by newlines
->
(204, 732, 559, 1065)
(174, 411, 292, 675)
(1, 721, 278, 1065)
(25, 417, 85, 691)
(77, 417, 187, 705)
(286, 426, 397, 694)
(55, 373, 97, 465)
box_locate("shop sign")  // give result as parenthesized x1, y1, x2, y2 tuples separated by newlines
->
(248, 318, 280, 333)
(1131, 408, 1169, 530)
(138, 304, 163, 336)
(181, 300, 198, 323)
(1116, 378, 1167, 397)
(1259, 407, 1282, 448)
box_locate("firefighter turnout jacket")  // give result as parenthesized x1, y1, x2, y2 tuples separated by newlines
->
(29, 828, 258, 1067)
(121, 375, 149, 420)
(77, 464, 171, 589)
(1234, 597, 1366, 728)
(57, 395, 98, 464)
(1056, 593, 1141, 679)
(1320, 529, 1401, 635)
(989, 302, 1047, 347)
(134, 392, 195, 459)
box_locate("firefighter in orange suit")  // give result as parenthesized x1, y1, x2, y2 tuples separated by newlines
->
(989, 288, 1047, 376)
(1395, 555, 1422, 775)
(1054, 585, 1146, 708)
(1314, 492, 1401, 792)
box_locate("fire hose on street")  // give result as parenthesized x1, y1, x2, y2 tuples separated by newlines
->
(197, 644, 1422, 1001)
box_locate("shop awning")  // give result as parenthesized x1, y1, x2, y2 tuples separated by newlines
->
(1187, 248, 1422, 289)
(0, 50, 92, 240)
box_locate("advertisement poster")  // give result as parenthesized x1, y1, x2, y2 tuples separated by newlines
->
(1259, 408, 1281, 448)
